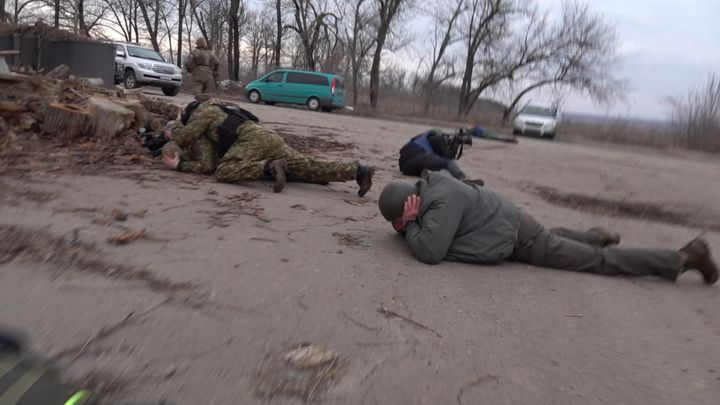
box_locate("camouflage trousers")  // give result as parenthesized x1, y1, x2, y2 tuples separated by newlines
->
(191, 67, 216, 95)
(214, 123, 358, 184)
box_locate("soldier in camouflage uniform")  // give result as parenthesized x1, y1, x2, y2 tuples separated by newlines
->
(163, 100, 375, 196)
(184, 37, 220, 97)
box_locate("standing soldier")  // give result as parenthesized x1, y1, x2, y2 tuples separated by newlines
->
(162, 100, 375, 196)
(184, 37, 220, 98)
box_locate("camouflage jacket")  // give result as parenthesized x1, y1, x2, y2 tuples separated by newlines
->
(176, 136, 217, 174)
(172, 102, 226, 174)
(184, 46, 219, 74)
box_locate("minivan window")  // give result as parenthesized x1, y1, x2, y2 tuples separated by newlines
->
(334, 77, 345, 89)
(287, 72, 329, 86)
(265, 72, 284, 83)
(127, 46, 164, 62)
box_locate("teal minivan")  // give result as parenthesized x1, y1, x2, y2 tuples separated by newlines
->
(244, 69, 346, 112)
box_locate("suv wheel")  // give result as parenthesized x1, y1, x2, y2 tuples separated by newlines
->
(162, 86, 180, 96)
(123, 70, 138, 89)
(306, 97, 321, 111)
(248, 90, 261, 103)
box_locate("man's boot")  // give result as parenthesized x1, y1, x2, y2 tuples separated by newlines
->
(680, 237, 719, 284)
(264, 159, 287, 193)
(356, 165, 375, 197)
(588, 227, 621, 247)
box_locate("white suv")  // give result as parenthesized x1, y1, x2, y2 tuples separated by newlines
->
(513, 103, 560, 139)
(114, 43, 183, 96)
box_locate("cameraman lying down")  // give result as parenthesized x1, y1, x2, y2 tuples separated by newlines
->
(398, 129, 473, 180)
(378, 171, 718, 284)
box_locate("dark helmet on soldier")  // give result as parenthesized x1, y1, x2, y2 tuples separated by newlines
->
(378, 180, 417, 221)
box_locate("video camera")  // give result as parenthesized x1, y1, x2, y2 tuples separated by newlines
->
(445, 129, 472, 160)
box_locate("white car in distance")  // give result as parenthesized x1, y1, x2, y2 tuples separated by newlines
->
(513, 103, 560, 139)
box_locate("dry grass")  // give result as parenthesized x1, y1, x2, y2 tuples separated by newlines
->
(555, 119, 681, 149)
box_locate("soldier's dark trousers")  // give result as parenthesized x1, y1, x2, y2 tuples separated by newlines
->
(510, 211, 682, 281)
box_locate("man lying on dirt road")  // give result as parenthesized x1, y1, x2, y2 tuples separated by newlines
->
(378, 170, 719, 284)
(160, 99, 375, 196)
(399, 129, 473, 181)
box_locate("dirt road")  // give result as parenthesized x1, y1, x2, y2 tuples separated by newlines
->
(1, 95, 719, 404)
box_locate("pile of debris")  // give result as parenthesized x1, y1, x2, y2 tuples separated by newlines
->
(0, 64, 181, 172)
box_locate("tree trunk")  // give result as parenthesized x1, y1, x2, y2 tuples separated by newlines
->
(228, 0, 240, 81)
(227, 18, 234, 79)
(274, 0, 282, 68)
(78, 0, 89, 36)
(176, 2, 185, 67)
(0, 0, 7, 23)
(352, 60, 360, 107)
(54, 0, 60, 28)
(369, 0, 403, 111)
(368, 29, 387, 110)
(42, 103, 89, 140)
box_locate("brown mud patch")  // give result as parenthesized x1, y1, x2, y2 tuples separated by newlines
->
(0, 224, 201, 301)
(532, 185, 720, 231)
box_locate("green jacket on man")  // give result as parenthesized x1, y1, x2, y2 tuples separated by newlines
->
(405, 171, 520, 265)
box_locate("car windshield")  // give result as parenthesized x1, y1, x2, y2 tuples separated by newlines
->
(126, 46, 165, 62)
(521, 106, 556, 117)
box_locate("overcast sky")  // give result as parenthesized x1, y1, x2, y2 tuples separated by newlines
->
(536, 0, 720, 119)
(399, 0, 720, 119)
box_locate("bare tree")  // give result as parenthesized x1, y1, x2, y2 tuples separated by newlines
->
(456, 0, 515, 116)
(176, 0, 189, 65)
(274, 0, 282, 68)
(368, 0, 409, 110)
(105, 0, 140, 42)
(227, 0, 246, 80)
(420, 0, 463, 114)
(1, 0, 6, 22)
(6, 0, 43, 24)
(502, 0, 622, 121)
(285, 0, 338, 71)
(341, 0, 376, 105)
(192, 0, 228, 57)
(138, 0, 163, 50)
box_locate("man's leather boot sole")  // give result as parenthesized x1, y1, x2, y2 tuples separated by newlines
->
(270, 159, 287, 193)
(357, 166, 375, 197)
(680, 237, 719, 284)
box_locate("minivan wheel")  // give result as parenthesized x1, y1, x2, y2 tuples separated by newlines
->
(123, 70, 138, 89)
(248, 90, 261, 103)
(307, 97, 321, 111)
(162, 86, 180, 96)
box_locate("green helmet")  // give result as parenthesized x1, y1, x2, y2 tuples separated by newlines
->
(378, 180, 417, 221)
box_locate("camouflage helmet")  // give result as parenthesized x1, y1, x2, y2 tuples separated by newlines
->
(161, 140, 182, 159)
(195, 37, 207, 48)
(378, 180, 418, 221)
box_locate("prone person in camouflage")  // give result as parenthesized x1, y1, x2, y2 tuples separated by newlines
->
(162, 100, 375, 196)
(184, 37, 220, 97)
